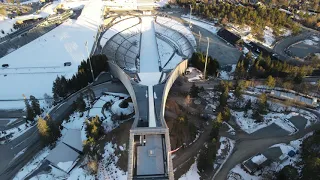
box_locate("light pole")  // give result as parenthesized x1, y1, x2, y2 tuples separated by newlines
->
(189, 4, 192, 29)
(198, 31, 201, 51)
(85, 41, 95, 83)
(203, 37, 210, 80)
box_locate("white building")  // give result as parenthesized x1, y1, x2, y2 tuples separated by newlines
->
(271, 90, 318, 107)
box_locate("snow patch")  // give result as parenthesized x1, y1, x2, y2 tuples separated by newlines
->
(0, 0, 104, 102)
(179, 159, 200, 180)
(251, 154, 267, 165)
(111, 99, 134, 116)
(57, 161, 74, 172)
(303, 39, 318, 46)
(13, 148, 50, 180)
(185, 67, 203, 82)
(263, 26, 275, 47)
(181, 14, 219, 34)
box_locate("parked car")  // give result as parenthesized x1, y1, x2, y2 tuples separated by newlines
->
(64, 62, 72, 66)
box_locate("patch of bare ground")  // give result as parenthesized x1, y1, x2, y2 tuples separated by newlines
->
(165, 90, 222, 179)
(165, 98, 198, 150)
(100, 120, 133, 172)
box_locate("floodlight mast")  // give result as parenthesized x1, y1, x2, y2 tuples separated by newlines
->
(85, 41, 95, 83)
(189, 4, 192, 29)
(203, 37, 210, 80)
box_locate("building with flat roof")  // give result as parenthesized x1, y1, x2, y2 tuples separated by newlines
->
(46, 143, 79, 173)
(271, 89, 318, 107)
(62, 129, 83, 153)
(136, 135, 165, 175)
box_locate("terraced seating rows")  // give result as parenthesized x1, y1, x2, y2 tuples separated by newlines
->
(104, 23, 141, 72)
(156, 16, 196, 49)
(154, 22, 193, 57)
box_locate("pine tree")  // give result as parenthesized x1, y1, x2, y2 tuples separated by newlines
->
(38, 117, 49, 138)
(189, 83, 199, 98)
(234, 85, 243, 100)
(87, 87, 96, 103)
(216, 112, 223, 123)
(26, 107, 35, 121)
(38, 116, 61, 145)
(265, 75, 276, 88)
(219, 85, 229, 108)
(85, 116, 103, 141)
(258, 93, 268, 114)
(60, 76, 68, 97)
(52, 76, 61, 102)
(30, 95, 41, 115)
(47, 115, 61, 143)
(76, 94, 86, 112)
(245, 99, 252, 112)
(222, 107, 231, 121)
(24, 96, 35, 121)
(277, 165, 299, 180)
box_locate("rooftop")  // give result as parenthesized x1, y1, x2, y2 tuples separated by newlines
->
(136, 134, 165, 175)
(62, 129, 83, 152)
(46, 143, 79, 173)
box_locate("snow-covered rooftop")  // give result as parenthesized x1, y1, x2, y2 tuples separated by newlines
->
(46, 143, 79, 173)
(251, 154, 267, 165)
(62, 129, 83, 152)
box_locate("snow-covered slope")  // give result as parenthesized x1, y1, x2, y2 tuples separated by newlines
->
(0, 0, 103, 104)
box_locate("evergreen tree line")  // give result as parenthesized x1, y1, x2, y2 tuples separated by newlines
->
(52, 54, 109, 103)
(259, 0, 320, 12)
(179, 1, 299, 34)
(190, 52, 220, 78)
(234, 52, 314, 81)
(299, 130, 320, 180)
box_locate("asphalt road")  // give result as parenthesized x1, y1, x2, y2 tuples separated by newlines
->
(191, 24, 242, 65)
(0, 118, 25, 131)
(0, 80, 127, 180)
(273, 30, 319, 61)
(161, 9, 242, 65)
(288, 40, 320, 58)
(212, 98, 320, 180)
(215, 120, 320, 180)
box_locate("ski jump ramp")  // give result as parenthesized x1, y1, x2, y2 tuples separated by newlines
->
(101, 14, 194, 180)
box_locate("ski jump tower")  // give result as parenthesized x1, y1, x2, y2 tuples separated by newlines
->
(101, 12, 195, 180)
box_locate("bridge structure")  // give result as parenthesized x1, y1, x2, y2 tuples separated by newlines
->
(100, 14, 195, 179)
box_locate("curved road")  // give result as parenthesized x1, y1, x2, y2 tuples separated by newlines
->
(273, 30, 319, 63)
(0, 79, 127, 180)
(213, 107, 320, 180)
